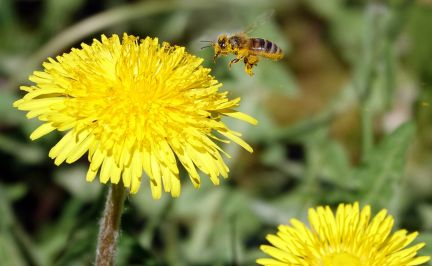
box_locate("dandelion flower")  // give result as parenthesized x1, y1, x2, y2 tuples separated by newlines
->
(13, 34, 257, 199)
(257, 202, 430, 266)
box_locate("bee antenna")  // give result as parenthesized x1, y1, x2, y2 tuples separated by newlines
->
(200, 45, 212, 50)
(200, 40, 213, 43)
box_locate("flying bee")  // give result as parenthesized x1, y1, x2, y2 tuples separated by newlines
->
(201, 11, 283, 76)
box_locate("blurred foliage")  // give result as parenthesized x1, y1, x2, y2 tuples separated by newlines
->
(1, 0, 432, 265)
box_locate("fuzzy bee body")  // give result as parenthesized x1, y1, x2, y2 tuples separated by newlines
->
(210, 33, 284, 76)
(248, 38, 283, 60)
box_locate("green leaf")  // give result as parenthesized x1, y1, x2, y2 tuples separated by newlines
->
(314, 139, 352, 187)
(354, 122, 415, 207)
(41, 0, 86, 36)
(54, 165, 102, 202)
(0, 184, 45, 266)
(0, 232, 27, 266)
(416, 232, 432, 262)
(154, 11, 190, 41)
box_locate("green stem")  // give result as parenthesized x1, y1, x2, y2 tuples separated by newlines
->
(357, 3, 380, 162)
(95, 184, 126, 266)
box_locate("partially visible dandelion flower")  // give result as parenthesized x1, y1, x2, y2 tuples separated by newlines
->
(13, 34, 257, 198)
(257, 202, 430, 266)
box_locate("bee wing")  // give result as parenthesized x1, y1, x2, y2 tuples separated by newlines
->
(244, 9, 275, 35)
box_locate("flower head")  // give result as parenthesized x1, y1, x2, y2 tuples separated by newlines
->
(257, 202, 430, 266)
(14, 34, 257, 198)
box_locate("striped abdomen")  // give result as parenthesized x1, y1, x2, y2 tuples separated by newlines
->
(249, 38, 283, 60)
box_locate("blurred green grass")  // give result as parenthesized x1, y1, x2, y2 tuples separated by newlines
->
(1, 0, 432, 265)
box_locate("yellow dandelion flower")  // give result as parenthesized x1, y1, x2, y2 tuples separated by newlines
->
(257, 202, 430, 266)
(13, 34, 257, 199)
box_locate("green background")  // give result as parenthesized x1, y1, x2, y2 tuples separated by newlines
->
(1, 0, 431, 265)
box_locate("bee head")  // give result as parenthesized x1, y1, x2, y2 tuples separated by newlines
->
(206, 34, 230, 63)
(216, 34, 229, 52)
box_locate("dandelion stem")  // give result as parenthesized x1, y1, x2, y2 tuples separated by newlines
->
(95, 184, 126, 266)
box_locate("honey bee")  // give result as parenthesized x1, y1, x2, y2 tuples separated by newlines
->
(201, 11, 283, 76)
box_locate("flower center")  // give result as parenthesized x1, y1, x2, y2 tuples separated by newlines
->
(322, 252, 361, 266)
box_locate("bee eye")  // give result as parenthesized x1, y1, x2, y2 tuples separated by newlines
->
(218, 39, 225, 48)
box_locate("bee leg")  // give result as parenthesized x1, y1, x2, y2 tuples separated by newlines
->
(213, 52, 221, 63)
(228, 57, 242, 69)
(243, 56, 259, 76)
